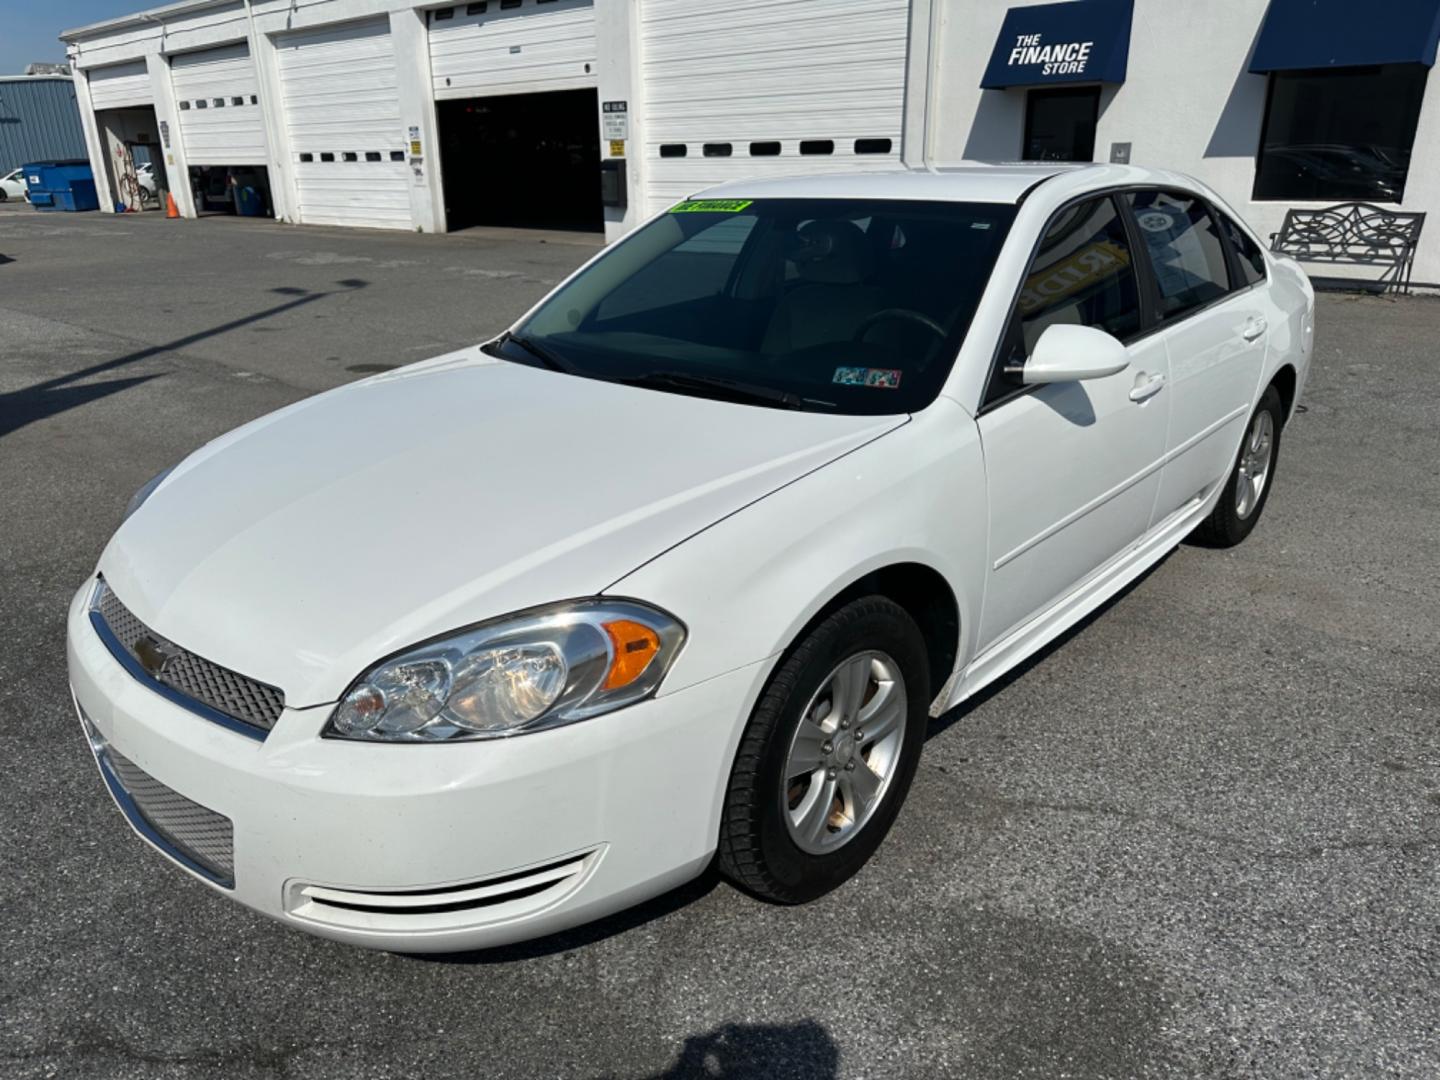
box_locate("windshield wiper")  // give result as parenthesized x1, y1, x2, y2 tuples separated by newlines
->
(487, 331, 584, 375)
(620, 370, 814, 410)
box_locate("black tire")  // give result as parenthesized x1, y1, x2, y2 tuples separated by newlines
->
(1192, 385, 1284, 548)
(718, 596, 930, 904)
(0, 190, 7, 203)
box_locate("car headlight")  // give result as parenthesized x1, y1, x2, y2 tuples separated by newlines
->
(123, 466, 174, 523)
(325, 600, 686, 743)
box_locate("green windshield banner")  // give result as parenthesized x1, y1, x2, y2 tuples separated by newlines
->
(669, 199, 753, 214)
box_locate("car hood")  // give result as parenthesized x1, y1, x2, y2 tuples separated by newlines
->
(99, 349, 905, 706)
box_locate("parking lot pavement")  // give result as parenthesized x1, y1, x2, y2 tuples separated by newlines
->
(2, 208, 1438, 1080)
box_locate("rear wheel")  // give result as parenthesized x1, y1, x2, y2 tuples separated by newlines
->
(718, 596, 929, 903)
(0, 190, 8, 203)
(1192, 385, 1283, 547)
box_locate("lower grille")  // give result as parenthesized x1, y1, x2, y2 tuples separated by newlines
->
(79, 704, 235, 887)
(91, 578, 284, 737)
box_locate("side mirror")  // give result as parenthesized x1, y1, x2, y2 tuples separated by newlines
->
(1019, 324, 1130, 384)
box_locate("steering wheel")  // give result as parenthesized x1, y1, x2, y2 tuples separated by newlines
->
(852, 308, 948, 343)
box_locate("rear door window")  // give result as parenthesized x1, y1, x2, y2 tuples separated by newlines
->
(1124, 191, 1232, 318)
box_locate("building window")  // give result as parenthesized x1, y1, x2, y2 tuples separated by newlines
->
(749, 141, 781, 156)
(213, 98, 225, 108)
(342, 152, 358, 162)
(320, 152, 335, 162)
(232, 97, 244, 106)
(195, 99, 208, 109)
(1024, 86, 1099, 162)
(800, 140, 834, 155)
(466, 2, 487, 12)
(179, 100, 191, 111)
(702, 143, 732, 157)
(299, 153, 314, 162)
(434, 6, 455, 19)
(855, 138, 892, 155)
(659, 144, 687, 158)
(1254, 65, 1426, 203)
(366, 151, 382, 162)
(390, 150, 405, 161)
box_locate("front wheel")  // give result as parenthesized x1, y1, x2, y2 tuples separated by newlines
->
(1192, 385, 1283, 547)
(0, 190, 8, 203)
(718, 596, 930, 904)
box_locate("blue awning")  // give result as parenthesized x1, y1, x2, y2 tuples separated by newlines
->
(980, 0, 1134, 89)
(1249, 0, 1440, 72)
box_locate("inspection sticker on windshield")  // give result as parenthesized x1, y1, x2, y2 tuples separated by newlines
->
(833, 366, 902, 389)
(669, 198, 753, 213)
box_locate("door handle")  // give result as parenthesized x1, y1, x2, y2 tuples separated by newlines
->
(1241, 318, 1268, 342)
(1129, 372, 1166, 403)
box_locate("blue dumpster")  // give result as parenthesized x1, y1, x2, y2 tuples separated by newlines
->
(24, 161, 99, 212)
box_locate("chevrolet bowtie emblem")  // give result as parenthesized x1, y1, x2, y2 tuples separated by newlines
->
(133, 633, 180, 679)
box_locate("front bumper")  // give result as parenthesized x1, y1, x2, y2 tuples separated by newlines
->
(66, 583, 766, 952)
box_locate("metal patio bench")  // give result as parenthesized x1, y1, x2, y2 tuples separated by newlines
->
(1270, 203, 1426, 294)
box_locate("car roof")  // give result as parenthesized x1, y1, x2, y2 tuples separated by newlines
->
(690, 163, 1199, 206)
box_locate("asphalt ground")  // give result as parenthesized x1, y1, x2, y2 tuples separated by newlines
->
(1, 204, 1437, 1079)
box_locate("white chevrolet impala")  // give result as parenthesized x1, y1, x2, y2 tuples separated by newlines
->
(68, 164, 1313, 951)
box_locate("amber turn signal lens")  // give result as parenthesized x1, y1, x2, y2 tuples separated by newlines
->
(601, 619, 661, 690)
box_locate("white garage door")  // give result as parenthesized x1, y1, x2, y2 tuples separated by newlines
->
(640, 0, 910, 213)
(429, 0, 597, 100)
(276, 19, 410, 229)
(88, 60, 153, 110)
(171, 43, 267, 166)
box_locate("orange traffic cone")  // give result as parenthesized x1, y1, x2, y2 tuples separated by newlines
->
(165, 191, 180, 219)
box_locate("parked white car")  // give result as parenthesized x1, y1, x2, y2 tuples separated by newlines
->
(0, 167, 28, 202)
(68, 164, 1313, 952)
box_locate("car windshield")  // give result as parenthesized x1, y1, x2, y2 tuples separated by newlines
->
(494, 198, 1016, 414)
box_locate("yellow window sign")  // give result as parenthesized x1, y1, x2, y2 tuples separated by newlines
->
(609, 139, 625, 157)
(1018, 241, 1130, 315)
(669, 199, 754, 214)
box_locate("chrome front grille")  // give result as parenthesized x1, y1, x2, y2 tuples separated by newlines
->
(103, 745, 235, 887)
(91, 579, 284, 736)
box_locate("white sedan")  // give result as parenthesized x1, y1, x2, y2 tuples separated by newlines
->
(0, 167, 28, 201)
(68, 164, 1313, 952)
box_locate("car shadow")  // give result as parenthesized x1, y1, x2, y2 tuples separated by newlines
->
(622, 1020, 840, 1080)
(0, 280, 367, 441)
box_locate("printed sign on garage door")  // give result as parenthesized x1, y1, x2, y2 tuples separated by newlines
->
(640, 0, 908, 213)
(276, 19, 411, 230)
(171, 43, 267, 166)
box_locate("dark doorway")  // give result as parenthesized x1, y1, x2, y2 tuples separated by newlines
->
(438, 88, 602, 233)
(1023, 86, 1101, 162)
(188, 165, 274, 218)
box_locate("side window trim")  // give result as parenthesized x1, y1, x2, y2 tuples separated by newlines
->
(1114, 192, 1162, 333)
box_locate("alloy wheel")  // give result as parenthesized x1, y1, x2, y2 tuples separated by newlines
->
(782, 651, 907, 855)
(1235, 409, 1274, 519)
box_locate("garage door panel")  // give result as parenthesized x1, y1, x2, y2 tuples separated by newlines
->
(430, 0, 597, 100)
(277, 18, 410, 230)
(171, 43, 267, 165)
(641, 0, 908, 213)
(88, 61, 153, 110)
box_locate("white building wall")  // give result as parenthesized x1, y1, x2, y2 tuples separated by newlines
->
(927, 0, 1440, 285)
